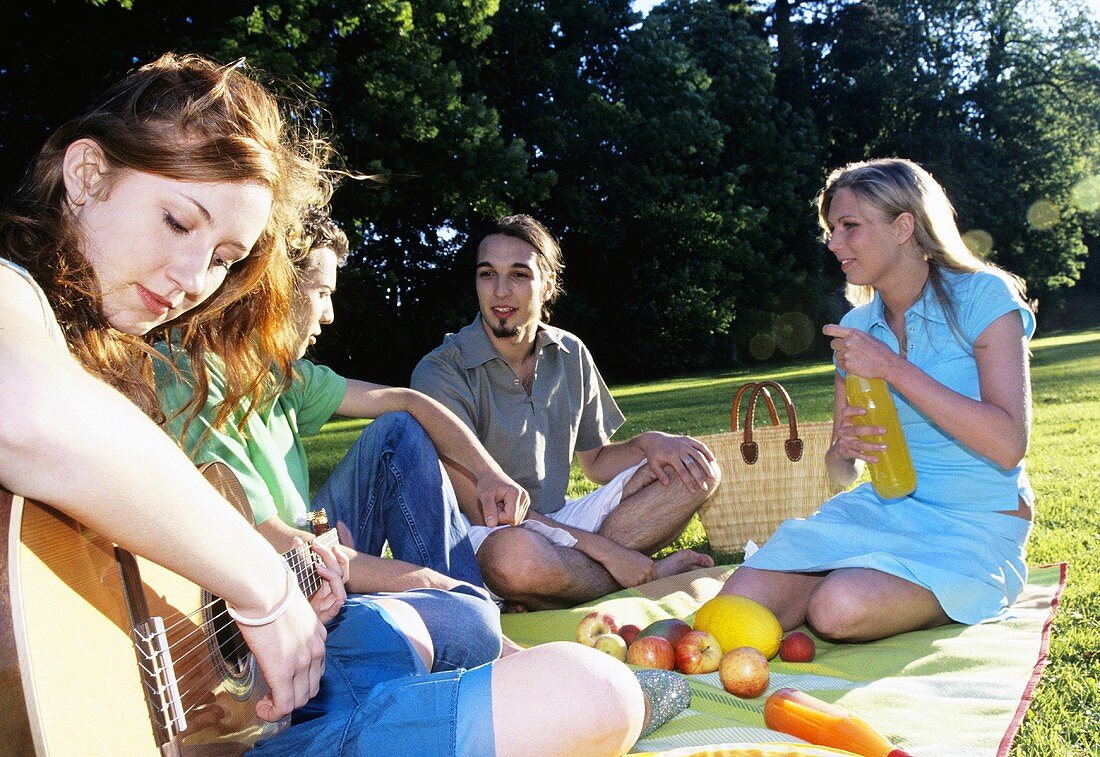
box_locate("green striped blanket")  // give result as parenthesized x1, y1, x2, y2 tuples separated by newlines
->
(500, 564, 1065, 756)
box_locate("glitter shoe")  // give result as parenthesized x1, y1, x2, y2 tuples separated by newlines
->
(634, 669, 692, 738)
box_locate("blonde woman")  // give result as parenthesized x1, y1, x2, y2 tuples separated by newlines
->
(721, 158, 1034, 643)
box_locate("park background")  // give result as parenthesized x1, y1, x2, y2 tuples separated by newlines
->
(2, 0, 1098, 386)
(3, 3, 1099, 752)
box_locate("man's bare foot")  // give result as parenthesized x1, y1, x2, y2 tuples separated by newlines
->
(500, 634, 525, 657)
(654, 549, 714, 579)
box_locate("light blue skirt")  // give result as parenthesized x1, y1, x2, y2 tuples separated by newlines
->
(744, 483, 1033, 624)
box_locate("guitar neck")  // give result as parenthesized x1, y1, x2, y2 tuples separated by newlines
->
(282, 528, 339, 599)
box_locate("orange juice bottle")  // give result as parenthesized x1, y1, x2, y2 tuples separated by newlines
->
(764, 688, 913, 757)
(844, 374, 917, 498)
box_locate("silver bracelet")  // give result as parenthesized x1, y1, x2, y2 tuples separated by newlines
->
(226, 562, 297, 627)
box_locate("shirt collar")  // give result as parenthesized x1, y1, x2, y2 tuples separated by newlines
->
(867, 273, 949, 329)
(455, 315, 569, 370)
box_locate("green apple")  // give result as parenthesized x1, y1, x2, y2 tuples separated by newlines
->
(592, 632, 628, 661)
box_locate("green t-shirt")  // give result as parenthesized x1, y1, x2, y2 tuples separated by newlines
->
(156, 350, 347, 527)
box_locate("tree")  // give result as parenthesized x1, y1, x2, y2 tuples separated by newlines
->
(0, 0, 257, 196)
(210, 0, 545, 383)
(475, 0, 820, 375)
(653, 0, 827, 359)
(798, 0, 1100, 314)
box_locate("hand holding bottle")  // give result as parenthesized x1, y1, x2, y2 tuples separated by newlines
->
(832, 401, 888, 465)
(824, 325, 917, 498)
(845, 375, 917, 498)
(823, 325, 905, 382)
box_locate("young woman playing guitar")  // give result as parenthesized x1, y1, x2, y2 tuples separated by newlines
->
(0, 53, 658, 756)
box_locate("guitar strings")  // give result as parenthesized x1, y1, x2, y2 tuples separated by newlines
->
(137, 538, 334, 706)
(137, 534, 338, 711)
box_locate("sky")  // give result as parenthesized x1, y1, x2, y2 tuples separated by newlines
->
(631, 0, 1100, 22)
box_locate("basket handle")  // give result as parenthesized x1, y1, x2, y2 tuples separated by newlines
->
(740, 380, 805, 465)
(730, 382, 779, 431)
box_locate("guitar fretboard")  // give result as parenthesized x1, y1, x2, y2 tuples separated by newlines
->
(283, 528, 340, 599)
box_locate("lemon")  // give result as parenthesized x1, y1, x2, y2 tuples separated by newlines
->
(692, 595, 783, 659)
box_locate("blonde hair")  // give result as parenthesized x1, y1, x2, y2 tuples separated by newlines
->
(817, 158, 1028, 331)
(1, 53, 334, 425)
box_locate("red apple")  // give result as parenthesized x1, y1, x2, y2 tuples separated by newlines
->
(638, 617, 692, 646)
(779, 631, 816, 663)
(618, 624, 642, 646)
(626, 635, 675, 670)
(576, 611, 620, 647)
(675, 630, 722, 675)
(593, 632, 628, 661)
(719, 646, 770, 698)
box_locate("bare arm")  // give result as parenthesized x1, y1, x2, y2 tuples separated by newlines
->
(825, 311, 1030, 470)
(337, 380, 529, 527)
(257, 515, 471, 594)
(576, 431, 717, 492)
(0, 281, 325, 722)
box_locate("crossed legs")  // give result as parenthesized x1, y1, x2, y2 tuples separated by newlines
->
(479, 462, 720, 609)
(600, 461, 715, 553)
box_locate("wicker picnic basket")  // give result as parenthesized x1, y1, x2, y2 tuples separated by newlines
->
(696, 380, 840, 553)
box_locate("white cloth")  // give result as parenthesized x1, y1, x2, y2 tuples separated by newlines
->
(465, 460, 647, 553)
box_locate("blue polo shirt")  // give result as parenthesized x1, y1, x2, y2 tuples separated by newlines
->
(838, 268, 1035, 511)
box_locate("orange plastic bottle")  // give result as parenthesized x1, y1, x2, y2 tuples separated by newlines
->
(844, 374, 917, 498)
(764, 688, 913, 757)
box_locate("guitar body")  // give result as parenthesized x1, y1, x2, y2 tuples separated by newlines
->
(1, 463, 290, 756)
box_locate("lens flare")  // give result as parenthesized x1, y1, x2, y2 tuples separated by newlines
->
(962, 229, 994, 257)
(749, 333, 776, 361)
(1070, 175, 1100, 213)
(1026, 199, 1059, 230)
(775, 311, 814, 356)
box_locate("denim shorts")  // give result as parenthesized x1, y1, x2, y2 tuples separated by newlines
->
(249, 596, 495, 756)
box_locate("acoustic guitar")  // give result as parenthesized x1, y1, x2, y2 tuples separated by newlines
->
(0, 462, 337, 756)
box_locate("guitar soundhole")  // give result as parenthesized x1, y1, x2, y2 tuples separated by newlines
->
(202, 591, 256, 697)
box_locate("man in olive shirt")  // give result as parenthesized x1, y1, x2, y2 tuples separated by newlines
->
(412, 214, 720, 609)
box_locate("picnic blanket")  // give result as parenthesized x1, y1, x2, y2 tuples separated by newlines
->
(500, 563, 1066, 757)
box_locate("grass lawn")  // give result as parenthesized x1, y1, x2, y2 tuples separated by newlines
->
(303, 327, 1100, 755)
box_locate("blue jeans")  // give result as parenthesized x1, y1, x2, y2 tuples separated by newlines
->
(311, 412, 499, 670)
(364, 587, 502, 671)
(249, 596, 496, 756)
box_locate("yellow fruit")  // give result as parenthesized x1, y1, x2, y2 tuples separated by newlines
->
(692, 595, 783, 659)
